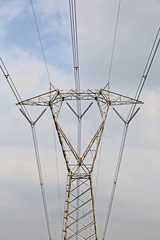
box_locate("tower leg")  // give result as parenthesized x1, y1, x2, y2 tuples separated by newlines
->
(63, 173, 98, 240)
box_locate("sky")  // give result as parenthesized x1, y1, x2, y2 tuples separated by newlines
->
(0, 0, 160, 240)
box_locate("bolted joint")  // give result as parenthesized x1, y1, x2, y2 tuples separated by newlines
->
(79, 158, 82, 166)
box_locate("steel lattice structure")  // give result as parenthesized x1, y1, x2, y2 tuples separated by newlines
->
(0, 14, 159, 238)
(17, 87, 142, 240)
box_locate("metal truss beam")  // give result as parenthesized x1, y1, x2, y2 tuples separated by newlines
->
(17, 89, 143, 108)
(17, 88, 143, 239)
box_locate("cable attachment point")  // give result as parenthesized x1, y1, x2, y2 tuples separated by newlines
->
(112, 107, 126, 124)
(113, 106, 140, 125)
(74, 66, 79, 71)
(142, 75, 147, 79)
(127, 107, 140, 124)
(5, 74, 9, 78)
(19, 107, 47, 126)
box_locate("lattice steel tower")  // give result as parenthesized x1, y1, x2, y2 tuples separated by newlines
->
(0, 0, 159, 236)
(17, 87, 142, 239)
(1, 0, 159, 238)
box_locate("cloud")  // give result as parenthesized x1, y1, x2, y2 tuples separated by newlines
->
(0, 1, 27, 38)
(0, 1, 160, 240)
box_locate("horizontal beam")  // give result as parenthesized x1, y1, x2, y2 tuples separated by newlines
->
(16, 88, 143, 107)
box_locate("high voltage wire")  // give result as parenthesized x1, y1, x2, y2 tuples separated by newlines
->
(69, 0, 81, 121)
(0, 58, 53, 240)
(104, 0, 122, 90)
(127, 27, 160, 121)
(68, 0, 81, 154)
(29, 0, 54, 88)
(2, 1, 82, 239)
(99, 0, 123, 236)
(1, 1, 159, 239)
(102, 27, 160, 240)
(31, 125, 53, 240)
(30, 1, 63, 238)
(69, 1, 81, 239)
(0, 58, 32, 122)
(69, 0, 81, 92)
(1, 1, 60, 238)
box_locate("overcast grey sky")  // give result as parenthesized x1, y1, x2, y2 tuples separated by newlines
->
(0, 0, 160, 240)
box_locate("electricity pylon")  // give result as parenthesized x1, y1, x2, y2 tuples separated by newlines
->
(1, 26, 159, 240)
(17, 87, 142, 239)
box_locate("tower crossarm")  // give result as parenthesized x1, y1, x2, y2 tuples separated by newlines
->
(16, 88, 143, 107)
(101, 89, 143, 106)
(16, 88, 143, 175)
(16, 89, 60, 106)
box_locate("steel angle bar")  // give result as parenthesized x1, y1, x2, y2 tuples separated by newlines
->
(102, 89, 138, 101)
(68, 209, 93, 226)
(72, 165, 89, 175)
(81, 121, 105, 163)
(67, 228, 85, 240)
(68, 198, 93, 219)
(68, 203, 93, 223)
(67, 221, 95, 240)
(67, 218, 95, 234)
(17, 89, 58, 106)
(71, 179, 89, 192)
(68, 198, 92, 216)
(89, 176, 98, 237)
(55, 121, 79, 161)
(85, 233, 96, 240)
(81, 102, 93, 118)
(66, 102, 79, 118)
(69, 188, 92, 204)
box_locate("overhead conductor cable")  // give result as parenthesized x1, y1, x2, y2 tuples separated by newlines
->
(30, 0, 54, 89)
(0, 58, 54, 240)
(102, 27, 160, 240)
(30, 0, 64, 237)
(104, 0, 122, 91)
(69, 0, 81, 239)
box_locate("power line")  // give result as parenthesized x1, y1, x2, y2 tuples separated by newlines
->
(0, 59, 54, 240)
(127, 27, 160, 121)
(0, 58, 32, 122)
(68, 0, 81, 151)
(29, 2, 64, 237)
(69, 1, 81, 238)
(69, 0, 80, 90)
(104, 0, 122, 90)
(29, 0, 54, 89)
(31, 124, 53, 240)
(102, 123, 128, 240)
(102, 27, 160, 240)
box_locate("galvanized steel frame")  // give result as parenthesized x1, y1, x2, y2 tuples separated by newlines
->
(17, 88, 142, 239)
